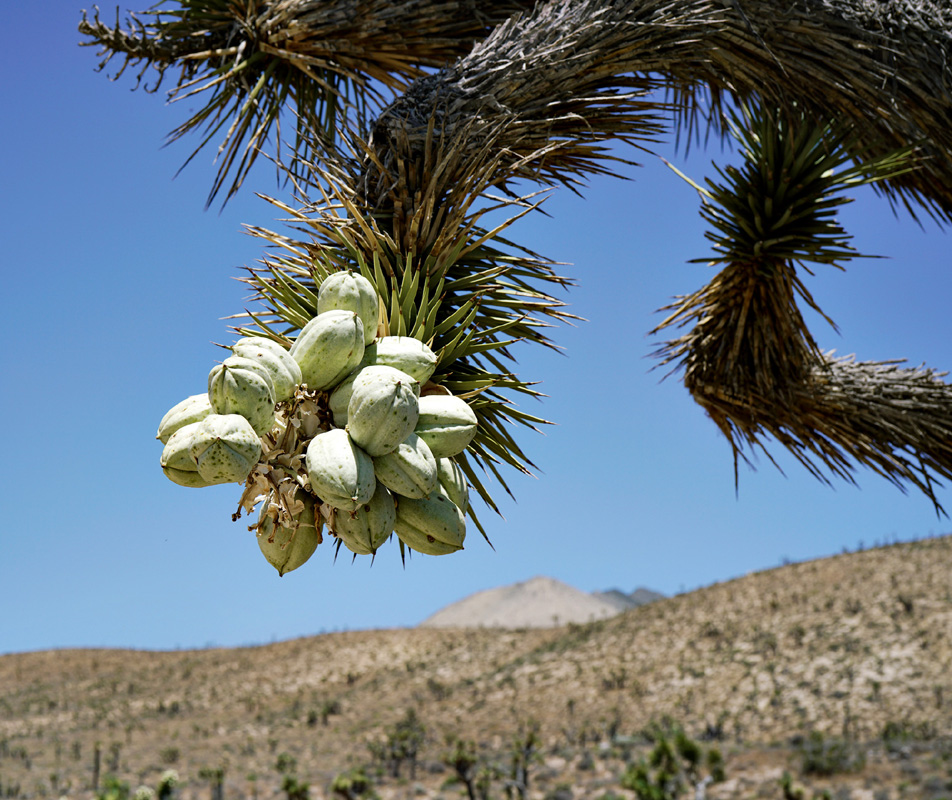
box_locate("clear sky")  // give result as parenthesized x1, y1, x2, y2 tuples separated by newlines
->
(1, 2, 950, 655)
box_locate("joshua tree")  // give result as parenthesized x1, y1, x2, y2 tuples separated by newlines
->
(83, 1, 952, 541)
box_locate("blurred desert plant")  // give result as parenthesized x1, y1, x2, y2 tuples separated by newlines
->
(330, 767, 377, 800)
(621, 721, 725, 800)
(96, 775, 130, 800)
(156, 770, 178, 800)
(798, 731, 866, 776)
(442, 735, 496, 800)
(198, 765, 225, 800)
(504, 721, 542, 800)
(275, 753, 309, 800)
(370, 708, 426, 779)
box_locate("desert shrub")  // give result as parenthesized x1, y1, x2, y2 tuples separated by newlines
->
(545, 783, 573, 800)
(798, 731, 865, 776)
(275, 753, 297, 775)
(281, 774, 309, 800)
(156, 771, 178, 800)
(505, 721, 542, 800)
(305, 700, 341, 727)
(882, 720, 937, 755)
(198, 766, 225, 800)
(620, 722, 725, 800)
(779, 771, 805, 800)
(97, 776, 130, 800)
(378, 709, 426, 779)
(0, 778, 22, 799)
(330, 767, 376, 800)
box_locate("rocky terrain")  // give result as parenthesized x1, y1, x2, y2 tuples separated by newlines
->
(2, 537, 951, 800)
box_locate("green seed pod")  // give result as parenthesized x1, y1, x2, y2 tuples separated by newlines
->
(362, 336, 438, 385)
(414, 394, 478, 458)
(347, 366, 420, 457)
(305, 429, 376, 511)
(437, 457, 469, 513)
(160, 421, 217, 487)
(328, 368, 362, 427)
(161, 466, 216, 488)
(208, 357, 276, 437)
(231, 337, 302, 402)
(160, 420, 204, 472)
(317, 271, 379, 346)
(394, 490, 466, 555)
(188, 414, 263, 485)
(373, 433, 437, 499)
(257, 492, 321, 576)
(334, 481, 396, 555)
(290, 310, 365, 391)
(156, 394, 212, 444)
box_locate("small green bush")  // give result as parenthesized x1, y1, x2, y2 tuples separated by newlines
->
(798, 731, 865, 776)
(330, 767, 377, 800)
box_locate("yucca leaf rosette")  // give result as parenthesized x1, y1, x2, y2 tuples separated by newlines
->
(236, 139, 578, 538)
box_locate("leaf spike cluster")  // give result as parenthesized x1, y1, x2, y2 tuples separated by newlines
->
(79, 0, 538, 206)
(654, 102, 952, 512)
(236, 123, 577, 511)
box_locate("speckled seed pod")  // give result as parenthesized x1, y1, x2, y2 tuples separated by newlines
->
(333, 481, 396, 556)
(372, 433, 438, 499)
(257, 492, 321, 576)
(360, 336, 438, 385)
(328, 368, 362, 427)
(393, 490, 466, 555)
(208, 357, 276, 437)
(317, 271, 380, 346)
(231, 337, 302, 402)
(413, 394, 478, 458)
(437, 457, 469, 513)
(157, 393, 213, 444)
(305, 429, 376, 511)
(290, 310, 365, 391)
(160, 421, 216, 487)
(346, 366, 420, 457)
(188, 414, 263, 484)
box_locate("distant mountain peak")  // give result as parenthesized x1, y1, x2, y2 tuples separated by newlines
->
(419, 576, 662, 629)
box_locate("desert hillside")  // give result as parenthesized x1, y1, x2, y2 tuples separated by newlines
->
(1, 536, 951, 800)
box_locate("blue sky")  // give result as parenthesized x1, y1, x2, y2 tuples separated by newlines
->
(1, 2, 950, 654)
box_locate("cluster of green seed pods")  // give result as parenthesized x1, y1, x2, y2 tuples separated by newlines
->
(156, 271, 479, 575)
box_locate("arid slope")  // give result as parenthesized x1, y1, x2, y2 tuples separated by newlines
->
(1, 536, 950, 798)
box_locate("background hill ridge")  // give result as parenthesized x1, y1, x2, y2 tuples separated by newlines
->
(2, 536, 951, 799)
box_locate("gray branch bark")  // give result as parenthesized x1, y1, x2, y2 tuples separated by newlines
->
(366, 0, 952, 221)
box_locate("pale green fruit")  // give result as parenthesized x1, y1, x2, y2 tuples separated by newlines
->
(257, 492, 321, 576)
(334, 482, 396, 555)
(156, 393, 212, 444)
(361, 336, 438, 385)
(373, 433, 437, 499)
(305, 429, 375, 511)
(328, 368, 362, 427)
(437, 457, 469, 513)
(160, 421, 204, 472)
(231, 337, 302, 402)
(208, 357, 276, 436)
(161, 466, 216, 488)
(290, 310, 365, 391)
(188, 414, 262, 484)
(160, 421, 218, 487)
(317, 271, 379, 346)
(414, 394, 478, 458)
(393, 490, 465, 555)
(346, 366, 420, 457)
